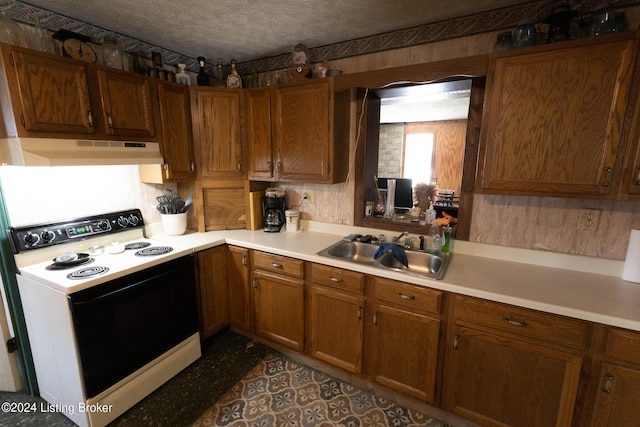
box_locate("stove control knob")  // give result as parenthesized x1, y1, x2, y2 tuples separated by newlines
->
(97, 220, 110, 231)
(41, 230, 55, 243)
(24, 232, 40, 247)
(128, 214, 139, 226)
(117, 216, 129, 227)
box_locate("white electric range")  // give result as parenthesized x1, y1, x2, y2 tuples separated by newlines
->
(9, 209, 201, 427)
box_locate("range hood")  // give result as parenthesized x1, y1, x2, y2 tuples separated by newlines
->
(0, 137, 164, 166)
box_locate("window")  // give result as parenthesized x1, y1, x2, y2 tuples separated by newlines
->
(403, 132, 434, 186)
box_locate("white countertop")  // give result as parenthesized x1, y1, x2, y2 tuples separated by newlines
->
(147, 221, 640, 332)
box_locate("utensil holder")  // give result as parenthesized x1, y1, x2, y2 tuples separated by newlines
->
(161, 213, 187, 235)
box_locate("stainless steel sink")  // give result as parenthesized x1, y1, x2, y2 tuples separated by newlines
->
(317, 240, 451, 280)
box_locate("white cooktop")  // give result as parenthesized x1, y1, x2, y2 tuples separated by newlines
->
(16, 237, 194, 294)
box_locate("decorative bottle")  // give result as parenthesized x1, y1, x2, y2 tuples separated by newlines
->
(213, 58, 225, 87)
(196, 56, 209, 86)
(176, 64, 190, 85)
(226, 59, 242, 88)
(0, 10, 27, 47)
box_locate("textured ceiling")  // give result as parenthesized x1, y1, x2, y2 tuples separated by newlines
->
(18, 0, 538, 63)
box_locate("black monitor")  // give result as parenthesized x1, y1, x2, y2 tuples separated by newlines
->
(377, 178, 413, 210)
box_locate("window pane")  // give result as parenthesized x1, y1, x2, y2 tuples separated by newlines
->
(404, 133, 434, 185)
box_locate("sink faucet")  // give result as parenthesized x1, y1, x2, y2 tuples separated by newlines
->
(393, 231, 409, 248)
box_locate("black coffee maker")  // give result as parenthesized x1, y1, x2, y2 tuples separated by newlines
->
(262, 188, 286, 232)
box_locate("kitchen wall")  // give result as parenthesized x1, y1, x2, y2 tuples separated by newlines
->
(3, 5, 640, 261)
(283, 7, 640, 261)
(0, 165, 172, 227)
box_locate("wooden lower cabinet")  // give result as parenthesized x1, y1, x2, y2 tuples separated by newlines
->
(587, 327, 640, 426)
(227, 246, 251, 331)
(445, 326, 582, 427)
(370, 304, 441, 403)
(253, 258, 305, 351)
(590, 363, 640, 426)
(197, 245, 229, 339)
(368, 277, 442, 404)
(309, 285, 364, 373)
(309, 263, 365, 373)
(443, 295, 587, 427)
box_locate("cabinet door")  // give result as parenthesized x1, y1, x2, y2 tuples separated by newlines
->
(590, 363, 640, 426)
(478, 38, 636, 197)
(227, 246, 251, 331)
(96, 69, 155, 138)
(309, 285, 364, 373)
(193, 88, 243, 178)
(274, 80, 332, 182)
(253, 271, 304, 351)
(245, 87, 274, 180)
(7, 48, 94, 135)
(156, 81, 195, 180)
(197, 246, 229, 339)
(445, 326, 582, 427)
(370, 304, 440, 403)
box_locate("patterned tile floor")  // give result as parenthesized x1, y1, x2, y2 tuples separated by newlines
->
(0, 330, 275, 426)
(193, 354, 450, 427)
(0, 330, 473, 427)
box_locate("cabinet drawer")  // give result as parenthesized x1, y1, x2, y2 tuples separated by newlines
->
(253, 251, 304, 278)
(606, 327, 640, 364)
(375, 278, 442, 314)
(310, 263, 365, 293)
(455, 296, 590, 350)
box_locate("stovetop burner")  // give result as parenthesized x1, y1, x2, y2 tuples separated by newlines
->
(67, 266, 109, 280)
(46, 253, 94, 271)
(125, 242, 152, 250)
(135, 246, 173, 257)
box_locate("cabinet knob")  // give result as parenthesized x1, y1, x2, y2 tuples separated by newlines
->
(357, 305, 362, 320)
(601, 166, 612, 187)
(601, 372, 613, 393)
(190, 162, 195, 173)
(267, 160, 272, 172)
(634, 165, 640, 185)
(87, 111, 93, 128)
(106, 112, 114, 129)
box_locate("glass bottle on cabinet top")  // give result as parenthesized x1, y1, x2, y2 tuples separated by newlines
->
(102, 36, 123, 69)
(226, 59, 242, 88)
(197, 56, 209, 86)
(0, 10, 27, 47)
(213, 58, 225, 87)
(176, 64, 191, 85)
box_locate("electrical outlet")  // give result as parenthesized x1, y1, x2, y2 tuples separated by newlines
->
(577, 208, 601, 232)
(302, 190, 314, 204)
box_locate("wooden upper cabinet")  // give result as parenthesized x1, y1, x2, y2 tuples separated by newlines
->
(95, 69, 155, 138)
(156, 81, 195, 180)
(274, 79, 332, 181)
(477, 35, 638, 197)
(245, 87, 274, 180)
(2, 45, 94, 136)
(192, 87, 243, 179)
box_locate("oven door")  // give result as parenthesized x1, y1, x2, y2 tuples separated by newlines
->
(68, 254, 198, 398)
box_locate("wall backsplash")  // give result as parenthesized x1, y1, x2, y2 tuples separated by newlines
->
(470, 195, 640, 260)
(0, 166, 173, 228)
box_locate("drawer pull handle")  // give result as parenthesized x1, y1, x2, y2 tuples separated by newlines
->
(329, 276, 343, 283)
(602, 372, 613, 393)
(271, 262, 283, 268)
(397, 292, 415, 300)
(635, 165, 640, 185)
(357, 305, 362, 320)
(503, 317, 527, 327)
